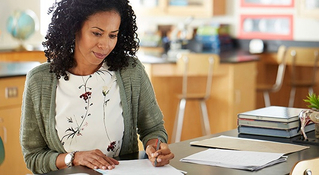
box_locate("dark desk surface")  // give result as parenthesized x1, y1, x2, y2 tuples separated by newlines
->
(138, 50, 259, 64)
(0, 61, 40, 78)
(169, 129, 319, 175)
(45, 129, 319, 175)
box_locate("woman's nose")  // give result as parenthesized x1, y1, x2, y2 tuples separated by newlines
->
(97, 39, 109, 50)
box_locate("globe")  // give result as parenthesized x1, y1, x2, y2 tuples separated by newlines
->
(6, 10, 38, 50)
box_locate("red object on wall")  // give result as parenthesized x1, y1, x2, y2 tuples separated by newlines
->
(240, 0, 294, 8)
(238, 14, 293, 40)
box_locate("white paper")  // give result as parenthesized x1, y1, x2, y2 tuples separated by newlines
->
(95, 159, 183, 175)
(190, 135, 309, 154)
(180, 148, 287, 171)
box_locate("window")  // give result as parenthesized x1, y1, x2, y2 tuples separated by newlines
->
(40, 0, 57, 36)
(239, 14, 293, 40)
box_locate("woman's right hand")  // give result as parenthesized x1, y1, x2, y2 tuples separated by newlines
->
(73, 149, 119, 170)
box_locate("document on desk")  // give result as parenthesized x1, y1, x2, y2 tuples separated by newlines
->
(180, 148, 287, 171)
(190, 135, 309, 154)
(95, 159, 183, 175)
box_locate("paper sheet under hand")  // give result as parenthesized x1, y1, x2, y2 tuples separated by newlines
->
(95, 159, 183, 175)
(180, 149, 287, 171)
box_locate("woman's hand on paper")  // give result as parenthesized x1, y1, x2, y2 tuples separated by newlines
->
(146, 141, 175, 167)
(73, 149, 119, 170)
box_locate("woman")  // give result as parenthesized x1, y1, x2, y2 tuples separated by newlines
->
(20, 0, 174, 174)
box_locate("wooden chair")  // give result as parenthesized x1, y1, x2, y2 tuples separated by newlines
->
(171, 53, 219, 143)
(286, 47, 319, 107)
(290, 157, 319, 175)
(257, 45, 287, 107)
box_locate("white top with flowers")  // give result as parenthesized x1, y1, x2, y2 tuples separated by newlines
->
(55, 64, 124, 157)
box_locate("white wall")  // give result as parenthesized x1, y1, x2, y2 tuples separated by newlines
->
(0, 0, 318, 50)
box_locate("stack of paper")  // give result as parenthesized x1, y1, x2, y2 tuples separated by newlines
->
(180, 149, 287, 171)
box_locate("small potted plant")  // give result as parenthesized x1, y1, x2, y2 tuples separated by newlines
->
(303, 93, 319, 139)
(304, 93, 319, 111)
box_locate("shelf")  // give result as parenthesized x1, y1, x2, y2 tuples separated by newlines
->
(132, 0, 225, 18)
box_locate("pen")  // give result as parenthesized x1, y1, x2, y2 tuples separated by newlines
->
(154, 137, 160, 166)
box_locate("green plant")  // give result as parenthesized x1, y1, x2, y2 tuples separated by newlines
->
(304, 93, 319, 110)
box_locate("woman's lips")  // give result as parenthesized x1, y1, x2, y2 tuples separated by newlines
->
(94, 52, 107, 59)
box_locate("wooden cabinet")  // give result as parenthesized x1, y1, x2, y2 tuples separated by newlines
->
(144, 61, 257, 143)
(0, 76, 32, 175)
(0, 51, 45, 174)
(132, 0, 226, 17)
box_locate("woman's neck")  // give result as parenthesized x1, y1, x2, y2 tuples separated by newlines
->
(69, 63, 103, 76)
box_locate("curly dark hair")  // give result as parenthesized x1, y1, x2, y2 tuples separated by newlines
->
(42, 0, 139, 80)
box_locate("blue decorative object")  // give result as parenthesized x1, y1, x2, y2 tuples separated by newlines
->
(169, 0, 188, 6)
(6, 9, 38, 50)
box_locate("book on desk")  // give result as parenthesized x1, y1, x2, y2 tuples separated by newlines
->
(238, 106, 305, 122)
(237, 106, 314, 138)
(238, 118, 300, 129)
(238, 124, 315, 138)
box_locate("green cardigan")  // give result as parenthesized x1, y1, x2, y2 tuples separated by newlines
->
(20, 58, 168, 174)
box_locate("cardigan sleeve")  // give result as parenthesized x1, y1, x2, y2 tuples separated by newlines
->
(135, 61, 168, 147)
(20, 68, 59, 174)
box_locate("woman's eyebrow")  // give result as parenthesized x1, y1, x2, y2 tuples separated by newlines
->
(92, 27, 104, 32)
(111, 30, 119, 33)
(92, 27, 119, 33)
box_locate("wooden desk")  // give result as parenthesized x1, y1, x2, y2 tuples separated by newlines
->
(144, 53, 258, 143)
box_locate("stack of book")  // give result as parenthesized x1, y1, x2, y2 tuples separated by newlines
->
(237, 106, 315, 138)
(195, 24, 233, 54)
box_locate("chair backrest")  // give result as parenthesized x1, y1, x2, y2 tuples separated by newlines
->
(285, 47, 319, 85)
(272, 45, 287, 92)
(290, 157, 319, 175)
(176, 53, 220, 99)
(0, 137, 4, 166)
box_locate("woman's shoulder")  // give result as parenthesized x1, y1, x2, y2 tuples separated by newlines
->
(118, 56, 144, 78)
(127, 56, 144, 70)
(26, 62, 53, 80)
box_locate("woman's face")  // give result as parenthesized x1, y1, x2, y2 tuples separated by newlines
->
(73, 10, 121, 73)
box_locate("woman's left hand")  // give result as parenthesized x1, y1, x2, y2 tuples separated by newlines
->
(146, 141, 174, 167)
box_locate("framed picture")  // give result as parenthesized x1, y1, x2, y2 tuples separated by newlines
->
(241, 0, 294, 7)
(239, 14, 293, 40)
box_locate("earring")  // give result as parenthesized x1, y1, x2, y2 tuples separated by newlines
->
(70, 39, 75, 53)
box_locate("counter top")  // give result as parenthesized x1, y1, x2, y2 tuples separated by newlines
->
(0, 49, 258, 78)
(137, 50, 259, 64)
(219, 50, 259, 63)
(0, 61, 40, 78)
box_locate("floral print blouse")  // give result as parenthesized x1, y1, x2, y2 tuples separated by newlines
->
(55, 64, 124, 158)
